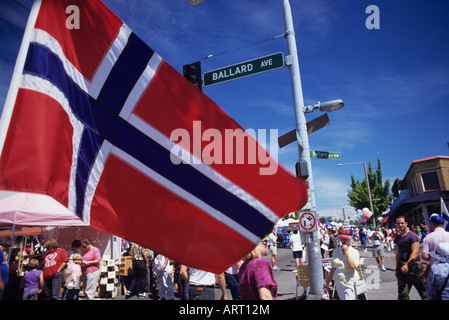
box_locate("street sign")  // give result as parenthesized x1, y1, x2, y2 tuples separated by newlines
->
(278, 129, 305, 149)
(203, 52, 284, 86)
(278, 114, 330, 149)
(299, 211, 317, 231)
(306, 113, 330, 135)
(310, 150, 340, 160)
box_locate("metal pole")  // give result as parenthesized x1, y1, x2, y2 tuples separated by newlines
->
(363, 162, 376, 227)
(282, 0, 323, 299)
(7, 224, 16, 266)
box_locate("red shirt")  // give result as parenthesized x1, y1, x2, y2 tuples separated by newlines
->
(43, 248, 69, 279)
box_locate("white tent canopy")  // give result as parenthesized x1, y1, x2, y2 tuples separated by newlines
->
(0, 191, 87, 227)
(0, 191, 120, 261)
(275, 218, 298, 228)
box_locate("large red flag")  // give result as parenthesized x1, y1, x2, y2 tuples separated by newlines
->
(0, 0, 307, 273)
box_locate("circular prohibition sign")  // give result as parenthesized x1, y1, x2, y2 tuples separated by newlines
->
(299, 212, 316, 231)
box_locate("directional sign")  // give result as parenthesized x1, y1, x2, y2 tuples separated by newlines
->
(278, 129, 305, 149)
(277, 114, 330, 149)
(310, 150, 341, 160)
(203, 52, 284, 87)
(299, 211, 317, 231)
(306, 113, 330, 135)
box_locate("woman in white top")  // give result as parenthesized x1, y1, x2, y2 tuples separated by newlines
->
(154, 253, 174, 300)
(323, 229, 360, 300)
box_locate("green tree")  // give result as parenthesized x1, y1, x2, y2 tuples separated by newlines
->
(391, 178, 402, 198)
(347, 158, 392, 222)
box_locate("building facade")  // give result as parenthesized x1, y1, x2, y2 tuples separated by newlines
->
(389, 155, 449, 227)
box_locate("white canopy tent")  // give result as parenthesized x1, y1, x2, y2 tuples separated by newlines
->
(0, 191, 121, 261)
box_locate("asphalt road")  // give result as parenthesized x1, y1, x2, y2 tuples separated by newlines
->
(270, 243, 422, 300)
(119, 242, 423, 301)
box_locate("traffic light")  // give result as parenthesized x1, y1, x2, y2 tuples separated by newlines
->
(183, 61, 202, 91)
(295, 160, 309, 180)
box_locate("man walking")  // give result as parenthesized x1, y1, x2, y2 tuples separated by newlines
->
(369, 226, 386, 271)
(421, 213, 449, 275)
(126, 242, 149, 298)
(394, 216, 427, 300)
(267, 228, 279, 270)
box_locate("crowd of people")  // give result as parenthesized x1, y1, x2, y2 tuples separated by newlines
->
(121, 235, 277, 300)
(319, 213, 449, 300)
(1, 213, 449, 301)
(0, 237, 102, 300)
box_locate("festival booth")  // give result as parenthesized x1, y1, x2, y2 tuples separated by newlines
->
(0, 191, 88, 263)
(275, 218, 299, 247)
(43, 226, 122, 298)
(0, 191, 122, 298)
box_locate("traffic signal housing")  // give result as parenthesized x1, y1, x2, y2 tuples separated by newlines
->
(183, 61, 202, 91)
(295, 160, 309, 180)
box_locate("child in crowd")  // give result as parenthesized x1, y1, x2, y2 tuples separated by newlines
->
(62, 253, 82, 300)
(20, 259, 44, 300)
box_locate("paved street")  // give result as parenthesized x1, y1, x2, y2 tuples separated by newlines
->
(120, 242, 424, 301)
(271, 244, 422, 300)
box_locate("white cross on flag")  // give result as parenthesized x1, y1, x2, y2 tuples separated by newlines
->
(0, 0, 307, 273)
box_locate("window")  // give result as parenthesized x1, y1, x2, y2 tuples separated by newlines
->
(421, 171, 440, 191)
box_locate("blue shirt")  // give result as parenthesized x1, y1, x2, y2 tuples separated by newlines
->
(0, 250, 8, 285)
(426, 257, 449, 300)
(359, 230, 367, 240)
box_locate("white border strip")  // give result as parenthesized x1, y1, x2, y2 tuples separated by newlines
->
(20, 74, 84, 217)
(88, 24, 132, 98)
(30, 28, 89, 92)
(8, 14, 276, 238)
(117, 55, 279, 225)
(129, 114, 279, 225)
(111, 145, 261, 244)
(0, 0, 42, 158)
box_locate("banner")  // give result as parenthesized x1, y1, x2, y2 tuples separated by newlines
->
(0, 0, 307, 273)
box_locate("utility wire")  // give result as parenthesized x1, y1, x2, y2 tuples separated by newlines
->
(2, 0, 286, 67)
(0, 16, 24, 31)
(200, 33, 285, 61)
(180, 33, 286, 67)
(0, 0, 31, 31)
(11, 0, 30, 11)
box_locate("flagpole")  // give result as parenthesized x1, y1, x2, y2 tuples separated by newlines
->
(282, 0, 323, 299)
(0, 0, 42, 157)
(441, 197, 449, 230)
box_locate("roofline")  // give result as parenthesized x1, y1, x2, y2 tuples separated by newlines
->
(412, 155, 449, 163)
(399, 155, 449, 189)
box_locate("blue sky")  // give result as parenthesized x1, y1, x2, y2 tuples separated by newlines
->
(1, 0, 448, 220)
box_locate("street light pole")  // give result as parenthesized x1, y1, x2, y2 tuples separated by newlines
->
(282, 0, 323, 299)
(337, 162, 376, 227)
(362, 162, 376, 227)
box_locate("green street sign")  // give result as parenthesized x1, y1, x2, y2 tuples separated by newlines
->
(310, 150, 341, 160)
(203, 52, 284, 87)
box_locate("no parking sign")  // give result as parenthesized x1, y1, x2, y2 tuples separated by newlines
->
(299, 211, 317, 232)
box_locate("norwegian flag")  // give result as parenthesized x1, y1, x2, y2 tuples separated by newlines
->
(0, 0, 307, 273)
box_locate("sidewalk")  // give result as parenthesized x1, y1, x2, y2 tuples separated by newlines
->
(358, 245, 422, 300)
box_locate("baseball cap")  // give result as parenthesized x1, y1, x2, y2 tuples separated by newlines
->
(337, 229, 351, 239)
(426, 213, 444, 225)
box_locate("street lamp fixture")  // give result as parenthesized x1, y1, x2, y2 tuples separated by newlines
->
(304, 99, 344, 114)
(336, 161, 376, 227)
